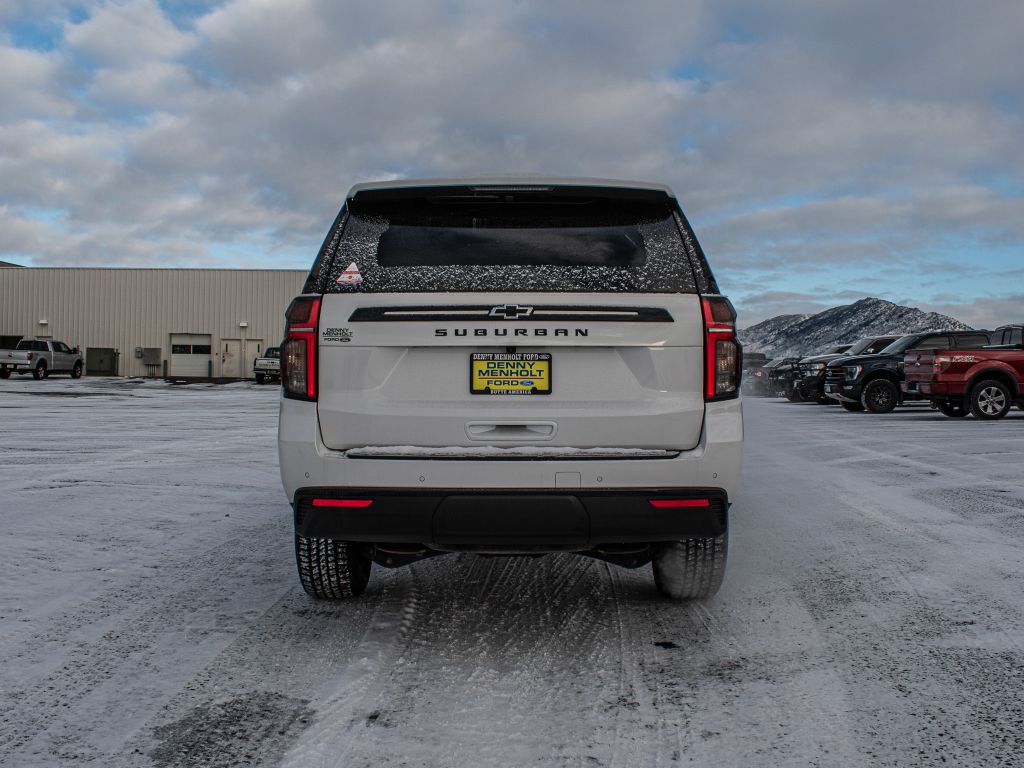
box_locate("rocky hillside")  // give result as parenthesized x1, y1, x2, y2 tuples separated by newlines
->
(738, 297, 971, 358)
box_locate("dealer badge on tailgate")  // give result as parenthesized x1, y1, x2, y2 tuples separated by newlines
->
(470, 353, 552, 395)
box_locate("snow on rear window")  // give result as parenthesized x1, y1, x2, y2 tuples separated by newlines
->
(322, 203, 697, 293)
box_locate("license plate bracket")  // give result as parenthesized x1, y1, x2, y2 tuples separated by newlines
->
(470, 353, 552, 395)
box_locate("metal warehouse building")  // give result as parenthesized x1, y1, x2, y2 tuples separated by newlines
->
(0, 264, 306, 378)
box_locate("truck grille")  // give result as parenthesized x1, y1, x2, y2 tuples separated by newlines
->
(825, 368, 845, 386)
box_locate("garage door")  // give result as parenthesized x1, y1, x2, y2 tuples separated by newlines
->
(170, 334, 212, 378)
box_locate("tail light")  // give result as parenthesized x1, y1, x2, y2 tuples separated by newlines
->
(702, 296, 741, 400)
(26, 352, 33, 361)
(281, 296, 321, 401)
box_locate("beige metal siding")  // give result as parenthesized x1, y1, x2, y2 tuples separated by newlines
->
(0, 269, 306, 378)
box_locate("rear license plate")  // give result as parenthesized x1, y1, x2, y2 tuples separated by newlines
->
(470, 353, 551, 395)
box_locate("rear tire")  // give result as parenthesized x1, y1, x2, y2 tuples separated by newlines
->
(968, 379, 1012, 420)
(71, 362, 82, 379)
(0, 370, 9, 379)
(936, 400, 967, 418)
(32, 361, 47, 380)
(255, 374, 265, 385)
(861, 379, 898, 413)
(652, 534, 727, 600)
(786, 388, 803, 402)
(295, 533, 372, 599)
(841, 400, 865, 412)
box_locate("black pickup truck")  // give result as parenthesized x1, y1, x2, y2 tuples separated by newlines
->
(823, 330, 992, 413)
(767, 357, 802, 399)
(794, 338, 897, 403)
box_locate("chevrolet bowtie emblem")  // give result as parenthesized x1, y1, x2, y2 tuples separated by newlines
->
(488, 304, 534, 319)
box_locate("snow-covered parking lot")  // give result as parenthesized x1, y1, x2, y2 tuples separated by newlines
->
(2, 378, 1023, 767)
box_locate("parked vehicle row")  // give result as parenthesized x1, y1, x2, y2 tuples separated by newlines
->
(748, 324, 1023, 420)
(824, 330, 991, 412)
(0, 339, 83, 380)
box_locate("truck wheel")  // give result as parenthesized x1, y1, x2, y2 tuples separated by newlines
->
(841, 400, 865, 412)
(32, 361, 47, 380)
(652, 534, 727, 600)
(295, 533, 372, 599)
(936, 401, 967, 418)
(861, 379, 898, 413)
(969, 380, 1012, 420)
(787, 389, 803, 402)
(71, 362, 82, 379)
(0, 370, 9, 379)
(255, 374, 264, 384)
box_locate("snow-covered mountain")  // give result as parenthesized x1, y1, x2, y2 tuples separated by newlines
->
(738, 297, 972, 358)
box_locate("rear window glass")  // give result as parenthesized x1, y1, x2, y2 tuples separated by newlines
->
(953, 334, 990, 348)
(321, 198, 699, 293)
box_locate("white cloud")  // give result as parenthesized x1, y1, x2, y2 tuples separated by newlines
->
(64, 0, 194, 65)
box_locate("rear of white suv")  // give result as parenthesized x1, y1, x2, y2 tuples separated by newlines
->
(278, 179, 742, 600)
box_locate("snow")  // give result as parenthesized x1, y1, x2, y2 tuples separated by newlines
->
(345, 445, 678, 458)
(2, 378, 1024, 766)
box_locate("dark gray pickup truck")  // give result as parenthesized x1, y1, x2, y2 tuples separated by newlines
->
(0, 339, 83, 380)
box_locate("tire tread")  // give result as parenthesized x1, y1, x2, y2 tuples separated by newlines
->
(652, 534, 728, 600)
(295, 533, 371, 599)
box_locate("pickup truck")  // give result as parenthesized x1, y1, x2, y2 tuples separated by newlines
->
(253, 346, 281, 384)
(903, 324, 1024, 419)
(767, 357, 801, 399)
(0, 339, 83, 380)
(794, 337, 897, 403)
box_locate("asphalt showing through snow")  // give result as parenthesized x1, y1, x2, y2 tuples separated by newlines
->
(1, 378, 1022, 767)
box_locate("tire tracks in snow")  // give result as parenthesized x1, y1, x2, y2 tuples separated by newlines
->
(0, 518, 293, 764)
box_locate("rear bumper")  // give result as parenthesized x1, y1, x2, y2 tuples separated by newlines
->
(278, 396, 742, 500)
(293, 487, 728, 550)
(0, 362, 31, 371)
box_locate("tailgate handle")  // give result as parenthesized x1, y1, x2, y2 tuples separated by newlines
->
(465, 422, 557, 441)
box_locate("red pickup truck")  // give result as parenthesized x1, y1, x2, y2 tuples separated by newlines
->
(903, 324, 1024, 419)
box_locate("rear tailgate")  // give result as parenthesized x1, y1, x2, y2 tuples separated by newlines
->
(316, 292, 706, 452)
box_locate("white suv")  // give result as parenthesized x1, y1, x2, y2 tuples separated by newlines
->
(278, 179, 742, 600)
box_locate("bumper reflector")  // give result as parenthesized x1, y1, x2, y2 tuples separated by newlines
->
(648, 499, 710, 509)
(312, 499, 374, 508)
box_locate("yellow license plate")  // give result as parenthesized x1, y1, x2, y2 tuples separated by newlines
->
(470, 353, 552, 395)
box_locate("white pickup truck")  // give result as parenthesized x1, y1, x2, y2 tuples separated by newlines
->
(253, 346, 281, 384)
(0, 339, 83, 380)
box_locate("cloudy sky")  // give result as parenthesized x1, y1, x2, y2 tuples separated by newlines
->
(1, 0, 1022, 327)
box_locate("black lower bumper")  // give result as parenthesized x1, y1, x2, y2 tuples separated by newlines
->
(293, 488, 729, 552)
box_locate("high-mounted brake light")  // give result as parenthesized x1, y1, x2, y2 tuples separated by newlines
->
(648, 499, 711, 509)
(281, 296, 321, 401)
(701, 296, 741, 400)
(312, 499, 373, 508)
